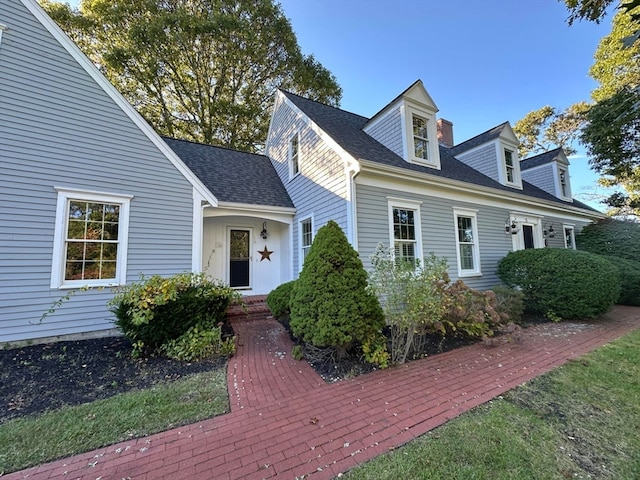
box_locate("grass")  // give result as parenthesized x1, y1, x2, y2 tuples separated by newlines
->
(0, 369, 228, 474)
(346, 328, 640, 480)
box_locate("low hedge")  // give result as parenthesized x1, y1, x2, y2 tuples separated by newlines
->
(497, 248, 619, 320)
(601, 255, 640, 306)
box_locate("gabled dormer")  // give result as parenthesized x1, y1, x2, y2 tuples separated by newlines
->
(449, 122, 523, 190)
(363, 80, 441, 170)
(521, 148, 573, 202)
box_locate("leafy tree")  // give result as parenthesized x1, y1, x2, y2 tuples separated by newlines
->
(580, 8, 640, 215)
(289, 221, 384, 359)
(40, 0, 342, 152)
(562, 0, 640, 26)
(513, 103, 589, 158)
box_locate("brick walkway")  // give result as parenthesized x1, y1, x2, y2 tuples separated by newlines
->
(7, 306, 640, 480)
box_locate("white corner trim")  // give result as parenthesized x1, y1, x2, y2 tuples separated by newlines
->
(20, 0, 218, 208)
(0, 23, 7, 47)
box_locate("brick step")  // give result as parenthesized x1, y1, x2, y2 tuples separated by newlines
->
(225, 295, 271, 320)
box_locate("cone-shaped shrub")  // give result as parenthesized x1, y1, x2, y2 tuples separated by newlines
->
(290, 220, 384, 357)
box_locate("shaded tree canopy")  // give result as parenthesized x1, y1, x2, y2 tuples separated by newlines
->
(40, 0, 342, 152)
(581, 8, 640, 216)
(513, 103, 589, 158)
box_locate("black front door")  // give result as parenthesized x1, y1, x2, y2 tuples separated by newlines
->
(229, 229, 250, 288)
(523, 225, 535, 249)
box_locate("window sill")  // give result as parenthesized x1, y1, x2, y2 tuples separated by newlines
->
(458, 271, 482, 278)
(54, 280, 122, 290)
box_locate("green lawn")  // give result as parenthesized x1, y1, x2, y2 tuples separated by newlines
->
(346, 328, 640, 479)
(0, 369, 228, 474)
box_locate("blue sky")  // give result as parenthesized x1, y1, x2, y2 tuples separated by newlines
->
(64, 0, 615, 208)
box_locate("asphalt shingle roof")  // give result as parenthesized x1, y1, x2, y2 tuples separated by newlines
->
(448, 122, 509, 156)
(520, 147, 565, 171)
(281, 91, 598, 213)
(163, 137, 294, 208)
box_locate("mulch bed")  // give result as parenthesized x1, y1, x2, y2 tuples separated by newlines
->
(0, 336, 226, 424)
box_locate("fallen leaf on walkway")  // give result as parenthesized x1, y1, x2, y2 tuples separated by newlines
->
(310, 417, 319, 424)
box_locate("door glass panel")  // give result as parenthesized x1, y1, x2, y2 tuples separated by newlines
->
(230, 230, 250, 288)
(523, 225, 535, 249)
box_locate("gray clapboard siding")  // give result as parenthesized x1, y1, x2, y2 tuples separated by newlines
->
(267, 95, 349, 272)
(455, 143, 499, 181)
(355, 183, 514, 290)
(363, 106, 404, 158)
(522, 164, 556, 197)
(0, 0, 197, 342)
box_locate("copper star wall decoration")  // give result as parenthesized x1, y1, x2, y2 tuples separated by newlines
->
(258, 246, 274, 261)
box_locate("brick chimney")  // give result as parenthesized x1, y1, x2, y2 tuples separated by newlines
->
(437, 118, 454, 148)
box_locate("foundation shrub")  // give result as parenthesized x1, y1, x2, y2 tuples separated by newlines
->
(368, 245, 451, 365)
(491, 285, 525, 324)
(576, 218, 640, 263)
(497, 248, 619, 320)
(110, 272, 240, 356)
(601, 255, 640, 306)
(162, 323, 235, 361)
(289, 221, 385, 361)
(440, 281, 503, 338)
(266, 280, 296, 318)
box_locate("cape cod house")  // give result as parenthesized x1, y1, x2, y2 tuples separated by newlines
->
(0, 0, 602, 344)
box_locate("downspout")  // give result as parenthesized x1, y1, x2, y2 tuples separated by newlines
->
(345, 161, 361, 249)
(192, 189, 206, 272)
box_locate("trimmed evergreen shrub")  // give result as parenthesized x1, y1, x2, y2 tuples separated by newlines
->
(601, 255, 640, 306)
(266, 280, 296, 318)
(290, 220, 385, 359)
(497, 248, 620, 320)
(109, 272, 240, 356)
(576, 218, 640, 263)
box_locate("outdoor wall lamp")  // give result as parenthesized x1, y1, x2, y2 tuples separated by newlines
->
(260, 221, 269, 240)
(505, 218, 518, 235)
(543, 224, 555, 238)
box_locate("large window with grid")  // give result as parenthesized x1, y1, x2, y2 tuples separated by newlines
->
(52, 189, 131, 288)
(392, 207, 417, 263)
(453, 208, 481, 276)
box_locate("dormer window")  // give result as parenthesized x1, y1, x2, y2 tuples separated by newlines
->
(504, 149, 515, 183)
(559, 168, 568, 197)
(412, 115, 429, 161)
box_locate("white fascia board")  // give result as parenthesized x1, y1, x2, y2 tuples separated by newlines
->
(357, 159, 605, 222)
(21, 0, 218, 208)
(205, 202, 296, 224)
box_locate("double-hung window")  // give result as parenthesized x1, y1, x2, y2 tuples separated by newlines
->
(453, 208, 481, 277)
(300, 217, 313, 269)
(289, 133, 300, 178)
(388, 199, 422, 265)
(52, 188, 131, 288)
(559, 168, 569, 198)
(564, 225, 576, 249)
(412, 115, 429, 161)
(504, 149, 515, 183)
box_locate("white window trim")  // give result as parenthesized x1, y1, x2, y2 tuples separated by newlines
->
(0, 24, 7, 48)
(402, 105, 441, 169)
(51, 187, 132, 289)
(299, 215, 314, 272)
(498, 144, 523, 189)
(453, 208, 482, 277)
(387, 197, 423, 263)
(556, 166, 572, 201)
(563, 224, 576, 249)
(288, 132, 301, 180)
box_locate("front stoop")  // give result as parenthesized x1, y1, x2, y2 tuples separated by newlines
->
(226, 294, 271, 321)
